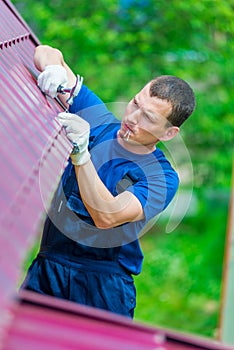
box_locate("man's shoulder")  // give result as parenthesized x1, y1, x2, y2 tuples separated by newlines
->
(154, 147, 177, 172)
(89, 123, 120, 149)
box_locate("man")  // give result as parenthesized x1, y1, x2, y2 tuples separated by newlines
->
(22, 45, 196, 318)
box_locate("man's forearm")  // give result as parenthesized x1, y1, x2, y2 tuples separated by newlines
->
(74, 160, 144, 229)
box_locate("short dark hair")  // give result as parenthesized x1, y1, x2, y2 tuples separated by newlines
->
(149, 75, 196, 127)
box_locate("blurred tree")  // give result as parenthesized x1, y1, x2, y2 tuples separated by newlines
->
(12, 0, 234, 188)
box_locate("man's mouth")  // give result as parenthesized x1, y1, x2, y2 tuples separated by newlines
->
(123, 123, 132, 141)
(123, 122, 134, 132)
(123, 128, 131, 141)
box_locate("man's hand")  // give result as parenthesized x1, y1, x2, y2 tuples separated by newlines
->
(37, 65, 68, 98)
(57, 112, 90, 166)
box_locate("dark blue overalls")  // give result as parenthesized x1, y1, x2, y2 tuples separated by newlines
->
(22, 124, 139, 317)
(24, 214, 136, 317)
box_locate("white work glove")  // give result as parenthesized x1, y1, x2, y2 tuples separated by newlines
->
(37, 65, 68, 98)
(57, 112, 91, 166)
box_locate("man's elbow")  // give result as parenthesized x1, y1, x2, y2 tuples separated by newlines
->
(34, 45, 63, 71)
(92, 206, 144, 229)
(93, 213, 119, 229)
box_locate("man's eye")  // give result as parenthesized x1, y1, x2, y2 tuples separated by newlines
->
(144, 113, 153, 122)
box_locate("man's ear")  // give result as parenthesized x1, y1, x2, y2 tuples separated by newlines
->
(160, 126, 180, 141)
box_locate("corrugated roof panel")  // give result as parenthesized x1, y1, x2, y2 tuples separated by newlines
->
(3, 291, 234, 350)
(0, 0, 30, 45)
(0, 0, 71, 340)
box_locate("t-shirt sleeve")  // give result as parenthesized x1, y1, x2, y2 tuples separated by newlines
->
(126, 170, 179, 222)
(69, 85, 103, 113)
(68, 85, 117, 129)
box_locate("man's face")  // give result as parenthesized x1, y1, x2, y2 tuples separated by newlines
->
(118, 83, 177, 152)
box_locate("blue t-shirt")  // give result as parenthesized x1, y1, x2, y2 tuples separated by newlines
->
(42, 85, 179, 275)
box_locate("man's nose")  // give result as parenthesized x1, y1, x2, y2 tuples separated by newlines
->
(127, 109, 140, 125)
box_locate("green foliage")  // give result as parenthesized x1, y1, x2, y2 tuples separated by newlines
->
(134, 191, 228, 337)
(13, 0, 234, 188)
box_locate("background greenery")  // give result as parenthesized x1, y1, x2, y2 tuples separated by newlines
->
(13, 0, 234, 339)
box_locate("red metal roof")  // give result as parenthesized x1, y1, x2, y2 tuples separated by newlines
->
(0, 0, 71, 337)
(3, 291, 234, 350)
(0, 1, 234, 349)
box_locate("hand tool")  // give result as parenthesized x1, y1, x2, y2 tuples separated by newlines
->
(24, 64, 83, 110)
(57, 74, 83, 108)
